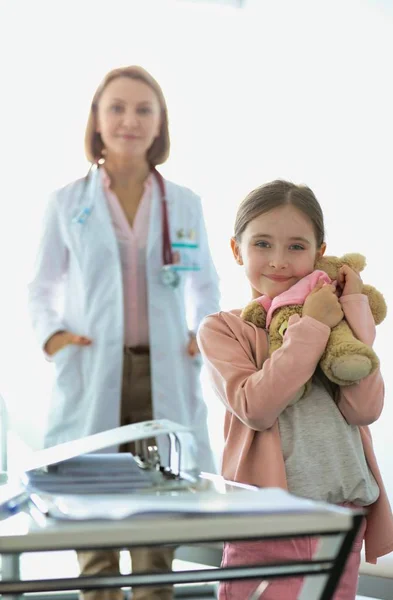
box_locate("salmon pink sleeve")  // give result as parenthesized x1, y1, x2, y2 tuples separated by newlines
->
(198, 313, 330, 431)
(337, 294, 384, 425)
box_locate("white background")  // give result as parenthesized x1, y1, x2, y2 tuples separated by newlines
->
(0, 0, 392, 502)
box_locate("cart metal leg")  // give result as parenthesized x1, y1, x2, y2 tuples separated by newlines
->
(1, 552, 21, 600)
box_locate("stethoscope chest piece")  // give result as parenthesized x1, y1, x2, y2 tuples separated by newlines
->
(160, 265, 180, 289)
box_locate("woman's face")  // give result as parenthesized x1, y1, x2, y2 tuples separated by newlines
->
(96, 76, 161, 162)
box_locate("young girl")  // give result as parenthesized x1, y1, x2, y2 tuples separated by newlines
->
(198, 180, 393, 599)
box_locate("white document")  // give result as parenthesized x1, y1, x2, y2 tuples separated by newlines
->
(36, 487, 329, 521)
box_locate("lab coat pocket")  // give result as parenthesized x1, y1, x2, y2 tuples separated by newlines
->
(52, 344, 84, 397)
(52, 343, 76, 362)
(192, 353, 203, 368)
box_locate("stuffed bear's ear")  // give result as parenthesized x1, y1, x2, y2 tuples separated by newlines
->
(314, 255, 341, 280)
(315, 252, 367, 279)
(240, 301, 267, 328)
(341, 253, 366, 273)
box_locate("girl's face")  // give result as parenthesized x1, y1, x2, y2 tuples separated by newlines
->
(96, 76, 161, 162)
(231, 204, 326, 299)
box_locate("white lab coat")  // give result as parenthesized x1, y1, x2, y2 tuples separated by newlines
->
(28, 168, 220, 472)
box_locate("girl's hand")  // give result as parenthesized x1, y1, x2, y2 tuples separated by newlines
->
(45, 331, 92, 356)
(303, 279, 344, 329)
(187, 332, 200, 357)
(336, 264, 363, 296)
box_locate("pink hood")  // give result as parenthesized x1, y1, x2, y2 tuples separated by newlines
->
(256, 270, 332, 327)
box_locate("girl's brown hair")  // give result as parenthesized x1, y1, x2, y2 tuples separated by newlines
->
(84, 65, 170, 166)
(234, 180, 325, 246)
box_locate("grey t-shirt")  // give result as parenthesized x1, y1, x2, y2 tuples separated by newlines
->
(278, 372, 379, 506)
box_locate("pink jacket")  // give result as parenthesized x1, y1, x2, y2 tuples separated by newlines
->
(198, 294, 393, 563)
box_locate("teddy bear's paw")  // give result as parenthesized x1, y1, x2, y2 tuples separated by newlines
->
(240, 301, 267, 328)
(331, 355, 372, 383)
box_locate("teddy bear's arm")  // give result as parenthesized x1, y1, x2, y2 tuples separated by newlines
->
(240, 301, 267, 329)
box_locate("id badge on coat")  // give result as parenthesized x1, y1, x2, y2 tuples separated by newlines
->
(171, 228, 201, 272)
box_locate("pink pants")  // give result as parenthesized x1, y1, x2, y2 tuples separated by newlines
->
(219, 517, 366, 600)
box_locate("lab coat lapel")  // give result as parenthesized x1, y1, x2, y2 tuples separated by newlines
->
(87, 168, 118, 254)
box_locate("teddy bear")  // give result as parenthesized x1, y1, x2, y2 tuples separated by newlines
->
(241, 253, 387, 393)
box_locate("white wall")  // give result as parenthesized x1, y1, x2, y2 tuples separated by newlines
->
(0, 0, 392, 500)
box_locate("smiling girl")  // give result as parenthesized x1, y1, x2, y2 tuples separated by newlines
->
(198, 180, 393, 599)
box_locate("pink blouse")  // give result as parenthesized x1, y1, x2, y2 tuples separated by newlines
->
(101, 168, 152, 347)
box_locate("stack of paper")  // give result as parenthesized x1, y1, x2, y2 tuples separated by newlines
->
(20, 421, 200, 498)
(22, 454, 161, 494)
(22, 420, 192, 472)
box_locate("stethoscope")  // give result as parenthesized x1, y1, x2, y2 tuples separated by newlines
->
(73, 165, 180, 288)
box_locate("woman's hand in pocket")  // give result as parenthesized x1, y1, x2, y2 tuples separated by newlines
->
(44, 331, 92, 357)
(186, 332, 200, 357)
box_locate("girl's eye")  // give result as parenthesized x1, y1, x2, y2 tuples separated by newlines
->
(256, 241, 270, 248)
(290, 244, 305, 251)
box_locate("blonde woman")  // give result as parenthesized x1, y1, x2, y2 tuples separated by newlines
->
(28, 65, 220, 600)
